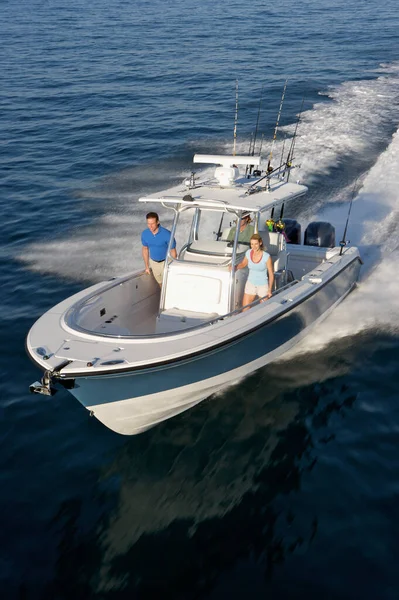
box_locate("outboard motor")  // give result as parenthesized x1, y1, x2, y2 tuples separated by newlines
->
(304, 221, 335, 248)
(282, 219, 301, 244)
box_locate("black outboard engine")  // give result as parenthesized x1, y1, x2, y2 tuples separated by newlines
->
(282, 219, 301, 244)
(304, 221, 335, 248)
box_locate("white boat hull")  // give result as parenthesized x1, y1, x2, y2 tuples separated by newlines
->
(26, 151, 363, 436)
(68, 257, 360, 434)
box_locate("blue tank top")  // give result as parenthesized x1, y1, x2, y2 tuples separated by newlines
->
(245, 249, 270, 286)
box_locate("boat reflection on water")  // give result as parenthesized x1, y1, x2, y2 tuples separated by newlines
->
(43, 335, 362, 598)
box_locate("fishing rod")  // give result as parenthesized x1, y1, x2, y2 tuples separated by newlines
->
(267, 79, 288, 176)
(252, 85, 264, 157)
(258, 133, 264, 156)
(339, 179, 358, 255)
(233, 80, 239, 157)
(279, 133, 287, 179)
(245, 132, 254, 177)
(245, 161, 286, 194)
(245, 86, 264, 176)
(247, 85, 265, 177)
(215, 212, 225, 240)
(284, 97, 304, 181)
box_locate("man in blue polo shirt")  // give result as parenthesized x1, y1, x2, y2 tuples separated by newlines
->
(141, 212, 177, 285)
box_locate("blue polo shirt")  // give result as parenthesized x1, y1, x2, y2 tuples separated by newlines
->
(141, 225, 176, 261)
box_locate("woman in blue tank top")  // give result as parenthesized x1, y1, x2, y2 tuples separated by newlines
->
(232, 233, 275, 310)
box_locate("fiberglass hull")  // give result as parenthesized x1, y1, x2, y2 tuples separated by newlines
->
(67, 256, 361, 435)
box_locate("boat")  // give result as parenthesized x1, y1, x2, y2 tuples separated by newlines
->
(26, 152, 362, 435)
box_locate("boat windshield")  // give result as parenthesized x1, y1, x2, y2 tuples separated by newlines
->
(179, 208, 251, 258)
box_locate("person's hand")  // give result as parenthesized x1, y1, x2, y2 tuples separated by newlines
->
(261, 292, 272, 302)
(145, 267, 151, 275)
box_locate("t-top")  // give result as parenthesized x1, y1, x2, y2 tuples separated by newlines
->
(245, 249, 270, 286)
(141, 225, 176, 262)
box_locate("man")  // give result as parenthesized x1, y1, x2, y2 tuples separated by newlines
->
(141, 212, 177, 285)
(227, 212, 254, 244)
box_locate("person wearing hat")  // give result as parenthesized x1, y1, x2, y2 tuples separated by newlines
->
(227, 212, 254, 244)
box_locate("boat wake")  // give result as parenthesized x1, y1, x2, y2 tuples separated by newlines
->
(292, 62, 399, 185)
(284, 125, 399, 357)
(18, 67, 399, 348)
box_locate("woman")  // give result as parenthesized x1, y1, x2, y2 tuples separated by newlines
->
(231, 233, 275, 310)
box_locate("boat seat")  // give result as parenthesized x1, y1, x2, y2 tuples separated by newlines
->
(259, 231, 287, 272)
(219, 228, 286, 271)
(156, 308, 218, 333)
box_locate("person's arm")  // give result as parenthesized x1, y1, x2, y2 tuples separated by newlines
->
(169, 234, 177, 260)
(142, 245, 150, 274)
(266, 256, 274, 297)
(229, 257, 248, 271)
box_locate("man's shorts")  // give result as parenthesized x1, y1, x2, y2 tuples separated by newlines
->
(149, 258, 165, 285)
(244, 280, 269, 298)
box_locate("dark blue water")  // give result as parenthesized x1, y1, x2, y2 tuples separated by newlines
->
(2, 0, 399, 597)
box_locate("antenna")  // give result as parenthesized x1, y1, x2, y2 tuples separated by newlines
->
(233, 80, 239, 156)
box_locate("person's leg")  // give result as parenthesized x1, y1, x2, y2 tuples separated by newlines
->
(242, 292, 256, 311)
(243, 281, 257, 310)
(257, 284, 269, 301)
(149, 259, 165, 285)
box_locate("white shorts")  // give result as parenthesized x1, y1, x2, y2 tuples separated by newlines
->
(244, 280, 269, 298)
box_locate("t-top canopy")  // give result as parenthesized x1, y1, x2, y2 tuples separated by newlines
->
(138, 195, 255, 212)
(193, 154, 261, 167)
(138, 179, 308, 213)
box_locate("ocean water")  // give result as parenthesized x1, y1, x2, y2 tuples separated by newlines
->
(1, 0, 399, 597)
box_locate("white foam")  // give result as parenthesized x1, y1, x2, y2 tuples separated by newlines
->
(283, 126, 399, 356)
(284, 62, 399, 183)
(18, 64, 399, 355)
